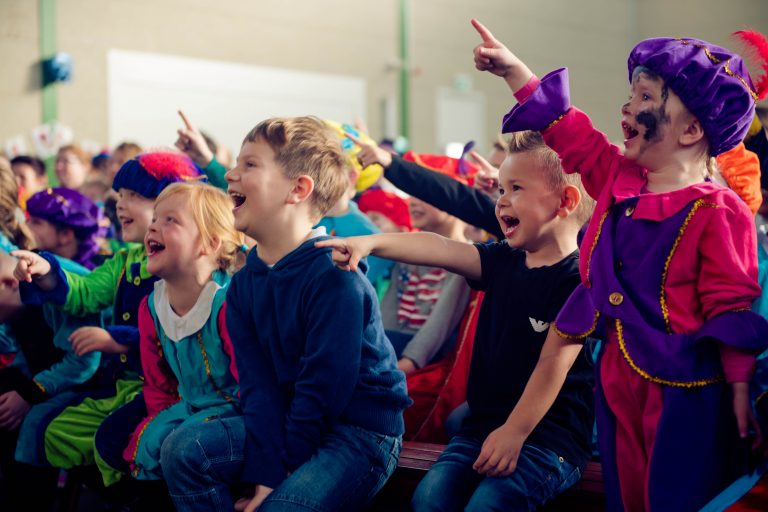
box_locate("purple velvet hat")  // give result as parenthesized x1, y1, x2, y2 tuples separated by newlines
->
(628, 37, 759, 156)
(26, 187, 107, 268)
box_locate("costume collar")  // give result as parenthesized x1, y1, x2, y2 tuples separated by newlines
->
(612, 166, 724, 221)
(153, 279, 222, 342)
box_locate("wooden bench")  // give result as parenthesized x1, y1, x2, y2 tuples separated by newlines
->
(367, 441, 605, 511)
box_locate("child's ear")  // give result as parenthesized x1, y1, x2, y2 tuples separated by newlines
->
(558, 185, 581, 217)
(679, 115, 705, 147)
(286, 175, 315, 205)
(202, 235, 223, 257)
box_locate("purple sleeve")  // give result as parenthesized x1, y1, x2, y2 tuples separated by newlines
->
(501, 68, 571, 133)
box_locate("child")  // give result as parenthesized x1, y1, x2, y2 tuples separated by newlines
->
(55, 144, 91, 190)
(0, 250, 101, 511)
(108, 182, 242, 482)
(160, 116, 410, 512)
(318, 129, 596, 511)
(11, 155, 48, 199)
(357, 188, 413, 234)
(12, 151, 206, 485)
(26, 187, 107, 269)
(471, 19, 768, 511)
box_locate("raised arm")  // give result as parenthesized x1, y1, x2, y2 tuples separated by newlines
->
(175, 110, 227, 191)
(315, 232, 481, 282)
(471, 19, 629, 199)
(349, 131, 502, 238)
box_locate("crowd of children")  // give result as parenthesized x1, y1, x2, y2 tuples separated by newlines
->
(1, 16, 768, 512)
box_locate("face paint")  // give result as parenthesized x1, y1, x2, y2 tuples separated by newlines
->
(636, 83, 670, 141)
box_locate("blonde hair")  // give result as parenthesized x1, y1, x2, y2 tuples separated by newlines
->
(244, 116, 349, 220)
(0, 163, 36, 250)
(507, 131, 595, 226)
(155, 182, 243, 272)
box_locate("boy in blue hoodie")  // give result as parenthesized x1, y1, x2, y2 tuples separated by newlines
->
(159, 116, 410, 512)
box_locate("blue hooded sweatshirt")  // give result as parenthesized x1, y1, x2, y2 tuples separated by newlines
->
(226, 234, 410, 488)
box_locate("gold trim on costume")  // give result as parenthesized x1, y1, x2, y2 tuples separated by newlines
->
(615, 318, 722, 387)
(676, 39, 758, 101)
(659, 199, 719, 333)
(33, 379, 47, 394)
(552, 310, 600, 340)
(545, 113, 567, 131)
(196, 332, 233, 403)
(585, 209, 610, 288)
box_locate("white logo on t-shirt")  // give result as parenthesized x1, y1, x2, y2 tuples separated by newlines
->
(529, 318, 550, 333)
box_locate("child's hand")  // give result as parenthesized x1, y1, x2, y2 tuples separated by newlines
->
(345, 131, 393, 169)
(468, 150, 500, 196)
(732, 382, 763, 451)
(0, 391, 31, 431)
(470, 19, 533, 92)
(234, 484, 273, 512)
(175, 110, 215, 168)
(472, 422, 527, 477)
(69, 327, 129, 356)
(397, 357, 418, 375)
(314, 236, 374, 273)
(10, 250, 51, 283)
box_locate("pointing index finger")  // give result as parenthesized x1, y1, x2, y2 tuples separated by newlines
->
(178, 110, 195, 131)
(471, 18, 497, 45)
(343, 130, 368, 148)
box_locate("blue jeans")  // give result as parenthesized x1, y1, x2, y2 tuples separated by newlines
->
(411, 436, 581, 512)
(161, 415, 247, 512)
(161, 417, 401, 512)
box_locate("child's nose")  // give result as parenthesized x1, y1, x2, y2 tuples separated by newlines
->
(621, 101, 631, 116)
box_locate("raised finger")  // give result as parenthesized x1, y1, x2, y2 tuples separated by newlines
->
(178, 110, 196, 131)
(344, 130, 368, 148)
(471, 18, 497, 45)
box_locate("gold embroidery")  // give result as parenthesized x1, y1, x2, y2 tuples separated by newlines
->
(585, 209, 610, 288)
(196, 332, 233, 403)
(660, 200, 719, 332)
(545, 113, 567, 131)
(33, 379, 46, 394)
(676, 39, 758, 101)
(615, 319, 722, 387)
(552, 310, 600, 340)
(131, 414, 157, 477)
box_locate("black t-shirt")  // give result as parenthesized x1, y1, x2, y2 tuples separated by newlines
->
(460, 242, 594, 469)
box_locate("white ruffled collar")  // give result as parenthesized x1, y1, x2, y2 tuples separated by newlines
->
(153, 279, 222, 342)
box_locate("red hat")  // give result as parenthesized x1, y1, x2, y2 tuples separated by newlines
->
(358, 189, 412, 231)
(402, 151, 479, 186)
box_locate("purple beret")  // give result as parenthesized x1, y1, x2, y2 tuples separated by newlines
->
(27, 187, 103, 234)
(628, 37, 758, 156)
(26, 187, 108, 269)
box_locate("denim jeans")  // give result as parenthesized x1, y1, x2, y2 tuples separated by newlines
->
(161, 417, 401, 512)
(161, 415, 247, 512)
(411, 436, 581, 512)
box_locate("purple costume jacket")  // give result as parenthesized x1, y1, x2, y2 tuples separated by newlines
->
(502, 68, 768, 511)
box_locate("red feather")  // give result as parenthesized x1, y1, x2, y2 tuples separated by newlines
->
(137, 152, 200, 180)
(733, 30, 768, 100)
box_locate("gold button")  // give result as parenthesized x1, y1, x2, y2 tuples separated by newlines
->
(625, 206, 635, 217)
(120, 354, 128, 363)
(609, 292, 624, 306)
(122, 312, 131, 321)
(133, 277, 141, 285)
